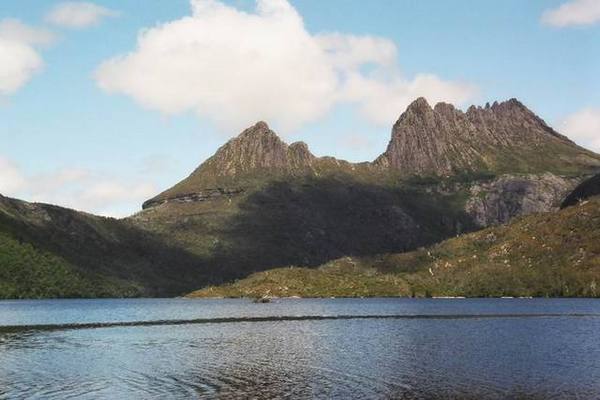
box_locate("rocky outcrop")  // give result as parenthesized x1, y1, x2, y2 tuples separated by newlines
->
(144, 122, 320, 206)
(193, 121, 317, 180)
(288, 141, 315, 170)
(465, 173, 581, 226)
(374, 98, 485, 174)
(561, 173, 600, 208)
(142, 188, 244, 210)
(464, 99, 572, 145)
(375, 98, 600, 176)
(200, 121, 313, 177)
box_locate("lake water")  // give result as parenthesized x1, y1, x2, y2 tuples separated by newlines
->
(1, 298, 600, 399)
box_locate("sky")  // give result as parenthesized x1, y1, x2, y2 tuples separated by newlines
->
(0, 0, 599, 217)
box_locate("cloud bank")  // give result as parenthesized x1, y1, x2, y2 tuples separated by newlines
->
(0, 157, 157, 217)
(46, 1, 118, 29)
(0, 19, 55, 95)
(560, 107, 600, 152)
(96, 0, 476, 132)
(542, 0, 600, 27)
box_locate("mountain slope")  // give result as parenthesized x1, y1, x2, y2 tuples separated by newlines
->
(0, 195, 208, 298)
(0, 229, 98, 299)
(132, 98, 599, 289)
(188, 196, 600, 298)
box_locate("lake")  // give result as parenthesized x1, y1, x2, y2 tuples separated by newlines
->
(1, 298, 600, 399)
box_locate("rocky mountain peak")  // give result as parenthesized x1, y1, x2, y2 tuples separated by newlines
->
(375, 97, 597, 176)
(288, 141, 315, 169)
(433, 102, 457, 116)
(375, 97, 478, 174)
(143, 98, 600, 208)
(238, 120, 272, 138)
(143, 122, 320, 206)
(206, 122, 317, 176)
(405, 97, 432, 113)
(208, 121, 290, 175)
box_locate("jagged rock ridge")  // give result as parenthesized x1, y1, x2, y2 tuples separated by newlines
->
(144, 121, 354, 208)
(144, 98, 600, 209)
(375, 98, 599, 175)
(199, 121, 315, 176)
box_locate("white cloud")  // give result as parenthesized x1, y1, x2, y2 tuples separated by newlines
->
(0, 19, 56, 46)
(0, 157, 27, 193)
(0, 19, 55, 95)
(95, 0, 476, 132)
(560, 107, 600, 152)
(0, 158, 157, 218)
(542, 0, 600, 27)
(341, 72, 477, 126)
(316, 33, 397, 70)
(46, 2, 118, 29)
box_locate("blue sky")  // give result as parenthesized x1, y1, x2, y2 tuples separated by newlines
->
(0, 0, 599, 216)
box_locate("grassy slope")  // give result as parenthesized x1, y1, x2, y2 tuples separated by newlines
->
(188, 197, 600, 298)
(486, 140, 600, 177)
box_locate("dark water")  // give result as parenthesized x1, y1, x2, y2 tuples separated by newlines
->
(1, 298, 600, 399)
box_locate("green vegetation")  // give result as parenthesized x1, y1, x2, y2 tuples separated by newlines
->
(189, 197, 600, 298)
(188, 259, 411, 298)
(0, 195, 208, 298)
(0, 230, 137, 299)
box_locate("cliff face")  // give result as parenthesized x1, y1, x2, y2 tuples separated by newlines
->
(465, 173, 580, 226)
(374, 98, 485, 174)
(376, 98, 600, 176)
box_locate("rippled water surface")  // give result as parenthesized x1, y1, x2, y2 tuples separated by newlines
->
(2, 298, 600, 399)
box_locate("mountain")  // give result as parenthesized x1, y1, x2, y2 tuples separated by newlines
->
(143, 121, 358, 208)
(375, 98, 600, 175)
(2, 97, 599, 299)
(132, 98, 599, 291)
(145, 98, 600, 208)
(0, 194, 207, 298)
(188, 195, 600, 298)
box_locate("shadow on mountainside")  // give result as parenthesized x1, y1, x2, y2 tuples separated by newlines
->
(561, 173, 600, 208)
(0, 177, 482, 297)
(205, 176, 479, 281)
(0, 200, 210, 297)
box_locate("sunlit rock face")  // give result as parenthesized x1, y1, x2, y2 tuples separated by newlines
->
(376, 97, 600, 176)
